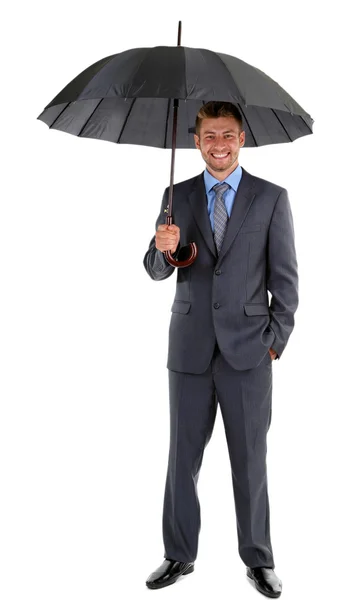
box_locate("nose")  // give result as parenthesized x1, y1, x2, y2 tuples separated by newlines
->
(213, 138, 228, 151)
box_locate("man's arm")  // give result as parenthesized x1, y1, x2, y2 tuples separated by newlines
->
(267, 188, 299, 359)
(143, 188, 181, 281)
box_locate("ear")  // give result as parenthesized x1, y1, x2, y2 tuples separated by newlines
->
(239, 130, 245, 147)
(194, 134, 200, 150)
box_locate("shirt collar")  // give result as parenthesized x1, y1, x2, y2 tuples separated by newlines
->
(203, 165, 242, 194)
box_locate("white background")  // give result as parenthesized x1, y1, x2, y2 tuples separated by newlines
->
(1, 1, 350, 599)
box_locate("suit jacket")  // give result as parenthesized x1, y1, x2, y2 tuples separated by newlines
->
(143, 166, 298, 374)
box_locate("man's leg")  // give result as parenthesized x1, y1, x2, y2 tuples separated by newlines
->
(213, 350, 275, 567)
(162, 351, 219, 563)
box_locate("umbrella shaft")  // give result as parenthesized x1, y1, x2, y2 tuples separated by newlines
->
(167, 21, 182, 225)
(167, 98, 179, 221)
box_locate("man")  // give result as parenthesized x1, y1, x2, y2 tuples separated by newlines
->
(143, 102, 298, 598)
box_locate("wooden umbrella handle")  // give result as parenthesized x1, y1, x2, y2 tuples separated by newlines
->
(163, 214, 198, 267)
(164, 242, 198, 267)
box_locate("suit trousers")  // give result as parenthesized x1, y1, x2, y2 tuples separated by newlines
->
(162, 341, 275, 568)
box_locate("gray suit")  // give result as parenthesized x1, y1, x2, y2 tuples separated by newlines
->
(143, 166, 298, 567)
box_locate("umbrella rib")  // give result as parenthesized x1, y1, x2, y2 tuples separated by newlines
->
(48, 103, 71, 128)
(271, 109, 293, 142)
(164, 98, 171, 149)
(117, 98, 136, 143)
(214, 52, 246, 105)
(77, 98, 105, 136)
(237, 105, 258, 147)
(299, 114, 313, 134)
(125, 47, 154, 97)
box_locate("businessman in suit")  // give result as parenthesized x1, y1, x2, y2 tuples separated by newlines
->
(143, 102, 298, 598)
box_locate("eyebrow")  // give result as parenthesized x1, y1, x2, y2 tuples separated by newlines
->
(203, 130, 236, 134)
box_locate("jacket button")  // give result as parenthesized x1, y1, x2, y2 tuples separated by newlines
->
(213, 302, 220, 309)
(215, 269, 221, 275)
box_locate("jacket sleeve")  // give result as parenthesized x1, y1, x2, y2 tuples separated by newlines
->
(267, 188, 299, 359)
(143, 188, 181, 281)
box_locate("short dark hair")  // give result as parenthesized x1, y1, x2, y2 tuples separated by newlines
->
(195, 102, 243, 136)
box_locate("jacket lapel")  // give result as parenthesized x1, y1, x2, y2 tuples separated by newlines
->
(187, 167, 257, 263)
(217, 167, 256, 265)
(188, 173, 217, 258)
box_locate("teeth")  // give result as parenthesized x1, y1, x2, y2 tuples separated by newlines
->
(213, 154, 228, 158)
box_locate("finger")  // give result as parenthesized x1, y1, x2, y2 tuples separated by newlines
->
(157, 233, 177, 240)
(157, 245, 177, 252)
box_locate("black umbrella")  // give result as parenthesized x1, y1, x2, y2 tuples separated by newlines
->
(37, 22, 313, 268)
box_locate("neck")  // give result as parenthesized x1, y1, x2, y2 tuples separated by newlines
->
(207, 161, 239, 181)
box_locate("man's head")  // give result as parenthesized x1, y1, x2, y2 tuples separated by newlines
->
(194, 102, 245, 180)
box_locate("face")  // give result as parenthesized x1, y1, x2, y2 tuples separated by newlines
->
(194, 116, 245, 180)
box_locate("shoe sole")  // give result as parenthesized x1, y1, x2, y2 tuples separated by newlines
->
(247, 571, 282, 598)
(146, 564, 194, 589)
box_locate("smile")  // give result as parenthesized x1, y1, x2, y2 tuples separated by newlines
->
(211, 153, 229, 159)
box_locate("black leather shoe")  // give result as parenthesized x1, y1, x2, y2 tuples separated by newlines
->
(146, 559, 194, 589)
(247, 567, 282, 598)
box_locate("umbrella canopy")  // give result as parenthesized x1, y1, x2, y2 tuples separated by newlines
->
(37, 24, 313, 268)
(37, 46, 313, 148)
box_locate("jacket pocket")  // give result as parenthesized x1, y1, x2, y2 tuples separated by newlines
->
(171, 300, 191, 314)
(244, 303, 270, 316)
(240, 224, 261, 233)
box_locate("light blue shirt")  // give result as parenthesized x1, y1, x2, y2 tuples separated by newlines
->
(203, 165, 243, 232)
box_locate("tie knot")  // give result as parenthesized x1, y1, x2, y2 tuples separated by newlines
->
(213, 182, 230, 197)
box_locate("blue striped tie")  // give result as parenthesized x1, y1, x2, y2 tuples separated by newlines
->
(213, 182, 230, 254)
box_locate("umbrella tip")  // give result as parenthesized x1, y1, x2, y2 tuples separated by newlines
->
(177, 21, 182, 46)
